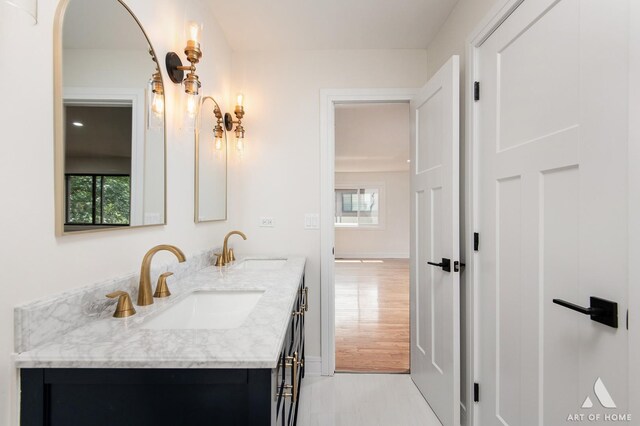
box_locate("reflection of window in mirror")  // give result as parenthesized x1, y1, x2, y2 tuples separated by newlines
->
(64, 103, 134, 230)
(58, 0, 165, 233)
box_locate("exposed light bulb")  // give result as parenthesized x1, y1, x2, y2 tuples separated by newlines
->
(187, 21, 202, 44)
(215, 137, 223, 151)
(186, 94, 199, 118)
(236, 137, 245, 154)
(151, 93, 164, 117)
(236, 93, 244, 108)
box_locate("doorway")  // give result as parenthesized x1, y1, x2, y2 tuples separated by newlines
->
(319, 89, 417, 377)
(333, 102, 411, 373)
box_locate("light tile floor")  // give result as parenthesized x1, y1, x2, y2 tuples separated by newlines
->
(297, 373, 442, 426)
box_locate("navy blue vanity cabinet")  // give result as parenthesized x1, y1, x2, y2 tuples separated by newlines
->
(275, 277, 306, 426)
(20, 277, 307, 426)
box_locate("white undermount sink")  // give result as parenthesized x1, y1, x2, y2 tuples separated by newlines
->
(141, 290, 265, 330)
(233, 259, 287, 270)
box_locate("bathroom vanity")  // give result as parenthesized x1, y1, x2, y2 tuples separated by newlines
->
(16, 256, 306, 426)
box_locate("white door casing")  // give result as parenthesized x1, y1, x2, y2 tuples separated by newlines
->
(319, 88, 417, 376)
(473, 0, 630, 424)
(63, 87, 145, 226)
(410, 55, 460, 426)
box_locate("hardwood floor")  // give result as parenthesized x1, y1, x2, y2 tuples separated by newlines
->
(335, 259, 410, 373)
(297, 374, 440, 426)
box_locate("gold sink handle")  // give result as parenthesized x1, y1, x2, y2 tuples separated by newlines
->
(106, 291, 136, 318)
(153, 272, 174, 298)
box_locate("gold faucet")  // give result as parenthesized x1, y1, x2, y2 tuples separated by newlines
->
(138, 244, 186, 306)
(215, 230, 247, 266)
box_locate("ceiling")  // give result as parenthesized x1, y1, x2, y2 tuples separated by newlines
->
(63, 0, 149, 50)
(208, 0, 459, 51)
(64, 105, 132, 160)
(335, 103, 410, 173)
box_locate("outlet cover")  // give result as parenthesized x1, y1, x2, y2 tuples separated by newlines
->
(260, 217, 275, 227)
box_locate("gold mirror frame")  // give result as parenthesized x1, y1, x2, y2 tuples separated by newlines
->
(53, 0, 167, 236)
(195, 96, 228, 223)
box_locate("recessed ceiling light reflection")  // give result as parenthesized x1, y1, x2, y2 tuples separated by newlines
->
(72, 122, 84, 127)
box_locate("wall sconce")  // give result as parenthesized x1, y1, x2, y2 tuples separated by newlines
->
(223, 93, 246, 153)
(213, 104, 224, 151)
(148, 50, 164, 117)
(165, 21, 203, 117)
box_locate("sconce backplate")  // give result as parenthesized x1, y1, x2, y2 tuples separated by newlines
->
(224, 112, 234, 131)
(165, 52, 185, 84)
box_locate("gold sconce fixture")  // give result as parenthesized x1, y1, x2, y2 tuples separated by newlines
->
(165, 21, 203, 117)
(223, 93, 247, 153)
(213, 103, 225, 151)
(149, 50, 164, 117)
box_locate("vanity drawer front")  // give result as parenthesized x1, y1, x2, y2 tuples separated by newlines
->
(21, 368, 273, 426)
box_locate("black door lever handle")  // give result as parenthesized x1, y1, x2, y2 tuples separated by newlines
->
(427, 258, 451, 272)
(552, 297, 618, 328)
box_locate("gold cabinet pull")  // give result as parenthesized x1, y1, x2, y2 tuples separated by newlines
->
(292, 351, 298, 402)
(279, 352, 299, 402)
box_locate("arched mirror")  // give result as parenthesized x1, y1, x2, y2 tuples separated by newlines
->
(195, 97, 228, 222)
(55, 0, 166, 234)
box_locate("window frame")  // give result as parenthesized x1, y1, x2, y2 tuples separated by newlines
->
(64, 173, 131, 227)
(334, 183, 386, 230)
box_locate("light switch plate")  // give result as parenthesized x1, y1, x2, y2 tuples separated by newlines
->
(304, 214, 320, 230)
(260, 217, 275, 227)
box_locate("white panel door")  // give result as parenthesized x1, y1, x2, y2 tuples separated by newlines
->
(410, 55, 460, 426)
(476, 0, 630, 424)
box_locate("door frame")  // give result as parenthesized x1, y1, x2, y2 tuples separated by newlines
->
(465, 1, 526, 424)
(466, 0, 639, 424)
(628, 0, 640, 417)
(61, 87, 146, 228)
(319, 88, 417, 376)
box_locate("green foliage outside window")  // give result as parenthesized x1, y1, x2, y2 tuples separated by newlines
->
(66, 175, 130, 225)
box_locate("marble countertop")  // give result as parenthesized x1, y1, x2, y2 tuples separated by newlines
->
(14, 257, 306, 369)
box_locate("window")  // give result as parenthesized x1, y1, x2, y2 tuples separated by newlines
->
(65, 174, 131, 226)
(335, 186, 382, 227)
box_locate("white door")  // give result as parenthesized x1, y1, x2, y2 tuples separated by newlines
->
(476, 0, 630, 424)
(410, 55, 460, 426)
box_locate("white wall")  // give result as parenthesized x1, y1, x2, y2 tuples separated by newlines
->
(335, 171, 409, 259)
(0, 0, 233, 423)
(230, 49, 428, 362)
(425, 0, 502, 424)
(63, 49, 151, 88)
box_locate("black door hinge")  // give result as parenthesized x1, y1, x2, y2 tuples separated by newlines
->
(474, 232, 480, 251)
(474, 383, 480, 402)
(474, 81, 480, 101)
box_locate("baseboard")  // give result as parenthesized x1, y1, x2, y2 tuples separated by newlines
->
(304, 356, 322, 376)
(334, 253, 409, 259)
